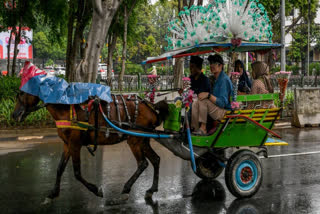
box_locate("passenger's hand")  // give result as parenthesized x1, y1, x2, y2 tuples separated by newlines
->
(198, 92, 209, 101)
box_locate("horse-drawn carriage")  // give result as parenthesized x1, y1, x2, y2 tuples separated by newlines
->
(12, 1, 288, 202)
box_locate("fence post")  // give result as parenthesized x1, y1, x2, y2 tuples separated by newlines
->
(138, 73, 141, 91)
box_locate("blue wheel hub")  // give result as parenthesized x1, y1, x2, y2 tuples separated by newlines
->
(235, 160, 258, 191)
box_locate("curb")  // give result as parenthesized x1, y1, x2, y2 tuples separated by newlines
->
(0, 134, 58, 142)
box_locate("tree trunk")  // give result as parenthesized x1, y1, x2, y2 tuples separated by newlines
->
(7, 30, 13, 73)
(107, 30, 118, 86)
(77, 0, 122, 83)
(69, 1, 88, 82)
(12, 23, 22, 77)
(173, 58, 184, 88)
(119, 5, 128, 91)
(119, 0, 137, 91)
(66, 0, 76, 81)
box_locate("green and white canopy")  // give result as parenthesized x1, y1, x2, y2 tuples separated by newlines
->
(142, 0, 281, 64)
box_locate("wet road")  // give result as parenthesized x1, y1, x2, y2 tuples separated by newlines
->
(1, 127, 320, 213)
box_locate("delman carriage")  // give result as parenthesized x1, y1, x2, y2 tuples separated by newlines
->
(12, 0, 289, 203)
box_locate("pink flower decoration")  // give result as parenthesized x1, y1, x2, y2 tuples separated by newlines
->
(231, 101, 240, 109)
(148, 75, 158, 78)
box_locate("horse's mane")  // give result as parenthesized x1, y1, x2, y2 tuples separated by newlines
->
(142, 99, 169, 126)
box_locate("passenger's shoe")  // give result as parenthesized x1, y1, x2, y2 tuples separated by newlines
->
(192, 129, 207, 136)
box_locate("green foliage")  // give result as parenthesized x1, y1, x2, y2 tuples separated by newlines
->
(0, 76, 53, 127)
(45, 59, 54, 67)
(309, 62, 320, 75)
(0, 98, 53, 127)
(270, 64, 300, 75)
(284, 90, 294, 107)
(33, 31, 66, 60)
(259, 0, 318, 43)
(274, 90, 294, 108)
(125, 63, 144, 74)
(0, 76, 20, 100)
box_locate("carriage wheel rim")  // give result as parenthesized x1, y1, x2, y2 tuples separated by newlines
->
(235, 160, 258, 191)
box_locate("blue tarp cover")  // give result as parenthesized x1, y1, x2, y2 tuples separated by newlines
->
(20, 75, 112, 104)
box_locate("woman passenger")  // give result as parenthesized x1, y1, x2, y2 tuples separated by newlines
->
(234, 60, 251, 94)
(247, 61, 274, 109)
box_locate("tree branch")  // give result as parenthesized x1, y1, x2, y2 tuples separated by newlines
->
(127, 0, 138, 17)
(92, 0, 103, 16)
(285, 14, 303, 34)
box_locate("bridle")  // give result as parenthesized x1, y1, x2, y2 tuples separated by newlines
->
(16, 91, 47, 114)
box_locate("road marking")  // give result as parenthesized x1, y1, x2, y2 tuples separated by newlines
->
(266, 151, 320, 158)
(18, 136, 44, 141)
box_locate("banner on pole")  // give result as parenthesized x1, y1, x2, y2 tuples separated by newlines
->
(0, 27, 33, 60)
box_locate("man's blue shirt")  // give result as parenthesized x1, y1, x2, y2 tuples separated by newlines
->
(212, 71, 233, 110)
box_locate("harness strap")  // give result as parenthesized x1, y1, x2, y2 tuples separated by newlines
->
(112, 94, 122, 127)
(120, 95, 131, 123)
(107, 102, 110, 118)
(26, 103, 47, 114)
(72, 105, 77, 121)
(134, 94, 139, 123)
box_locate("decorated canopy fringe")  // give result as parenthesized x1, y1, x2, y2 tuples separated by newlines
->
(165, 0, 273, 51)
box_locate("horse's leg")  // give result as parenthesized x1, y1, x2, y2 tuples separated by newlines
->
(71, 143, 103, 197)
(42, 143, 70, 204)
(143, 139, 160, 199)
(121, 137, 149, 196)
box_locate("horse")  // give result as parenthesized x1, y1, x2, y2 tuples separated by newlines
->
(12, 90, 169, 203)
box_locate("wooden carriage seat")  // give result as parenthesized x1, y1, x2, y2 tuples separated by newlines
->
(206, 93, 281, 134)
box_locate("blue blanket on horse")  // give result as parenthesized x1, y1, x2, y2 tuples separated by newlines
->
(20, 75, 112, 104)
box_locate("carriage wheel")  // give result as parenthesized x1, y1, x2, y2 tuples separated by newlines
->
(225, 150, 262, 198)
(193, 152, 225, 179)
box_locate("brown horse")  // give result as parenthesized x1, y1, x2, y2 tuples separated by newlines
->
(12, 91, 169, 203)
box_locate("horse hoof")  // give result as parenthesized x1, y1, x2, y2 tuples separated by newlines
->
(97, 186, 104, 198)
(144, 191, 153, 199)
(105, 194, 129, 205)
(119, 193, 129, 201)
(41, 197, 52, 205)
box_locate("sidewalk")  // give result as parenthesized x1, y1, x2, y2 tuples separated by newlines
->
(0, 128, 58, 142)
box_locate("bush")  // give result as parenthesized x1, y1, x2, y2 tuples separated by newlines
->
(0, 76, 20, 100)
(309, 62, 320, 75)
(126, 63, 144, 75)
(0, 98, 53, 127)
(0, 76, 53, 127)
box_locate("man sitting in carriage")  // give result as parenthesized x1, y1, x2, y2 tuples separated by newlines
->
(189, 55, 211, 95)
(191, 54, 233, 135)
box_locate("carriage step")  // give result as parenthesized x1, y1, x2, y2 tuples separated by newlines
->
(264, 137, 288, 146)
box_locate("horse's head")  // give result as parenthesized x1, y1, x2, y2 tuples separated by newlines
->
(153, 99, 169, 125)
(12, 91, 40, 122)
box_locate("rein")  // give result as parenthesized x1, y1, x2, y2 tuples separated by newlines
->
(26, 103, 47, 114)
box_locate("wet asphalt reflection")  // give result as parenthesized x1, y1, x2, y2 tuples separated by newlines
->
(1, 127, 320, 213)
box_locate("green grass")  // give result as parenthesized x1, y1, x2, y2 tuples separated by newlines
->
(0, 98, 54, 128)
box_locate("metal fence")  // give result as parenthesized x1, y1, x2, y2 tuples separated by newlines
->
(270, 75, 320, 90)
(102, 74, 320, 91)
(102, 75, 175, 91)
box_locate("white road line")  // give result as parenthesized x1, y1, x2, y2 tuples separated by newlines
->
(267, 151, 320, 158)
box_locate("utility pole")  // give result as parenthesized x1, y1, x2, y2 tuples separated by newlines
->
(280, 0, 286, 72)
